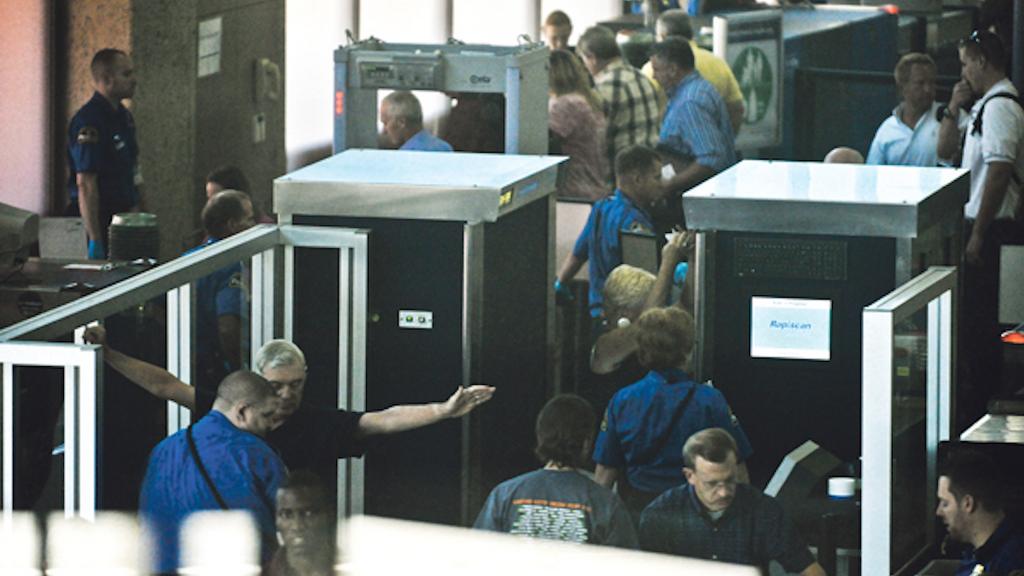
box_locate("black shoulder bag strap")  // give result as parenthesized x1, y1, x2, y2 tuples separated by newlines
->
(633, 381, 700, 466)
(970, 92, 1024, 187)
(187, 425, 230, 510)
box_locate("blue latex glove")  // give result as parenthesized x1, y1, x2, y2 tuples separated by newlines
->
(674, 262, 688, 286)
(554, 279, 574, 304)
(87, 239, 105, 260)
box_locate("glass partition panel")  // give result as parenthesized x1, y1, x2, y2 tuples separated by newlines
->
(0, 225, 369, 520)
(862, 266, 955, 576)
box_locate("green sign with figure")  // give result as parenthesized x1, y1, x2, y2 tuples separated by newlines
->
(733, 46, 773, 125)
(713, 10, 783, 150)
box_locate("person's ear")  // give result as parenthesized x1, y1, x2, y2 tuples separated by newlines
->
(683, 467, 696, 485)
(961, 494, 976, 514)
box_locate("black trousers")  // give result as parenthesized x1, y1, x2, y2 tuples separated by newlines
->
(959, 218, 1024, 430)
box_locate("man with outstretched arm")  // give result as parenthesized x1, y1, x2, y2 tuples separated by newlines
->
(85, 328, 494, 486)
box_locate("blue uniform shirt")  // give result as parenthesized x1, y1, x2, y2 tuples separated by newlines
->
(66, 91, 140, 214)
(572, 189, 654, 317)
(660, 72, 736, 173)
(593, 368, 753, 494)
(400, 129, 454, 152)
(184, 237, 245, 381)
(956, 520, 1024, 576)
(139, 410, 286, 573)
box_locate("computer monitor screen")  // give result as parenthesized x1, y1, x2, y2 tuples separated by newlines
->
(750, 297, 832, 361)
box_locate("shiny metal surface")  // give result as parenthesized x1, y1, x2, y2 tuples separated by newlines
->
(684, 161, 969, 238)
(274, 149, 565, 223)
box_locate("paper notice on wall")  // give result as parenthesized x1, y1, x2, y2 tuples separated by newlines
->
(198, 17, 222, 78)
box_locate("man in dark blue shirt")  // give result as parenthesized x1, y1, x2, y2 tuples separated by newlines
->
(139, 370, 285, 574)
(184, 190, 256, 390)
(66, 48, 143, 259)
(556, 144, 661, 319)
(639, 428, 825, 576)
(936, 448, 1024, 576)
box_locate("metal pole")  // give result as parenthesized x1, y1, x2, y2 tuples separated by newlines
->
(1014, 0, 1024, 92)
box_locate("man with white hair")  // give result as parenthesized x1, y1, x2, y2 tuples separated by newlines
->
(85, 329, 494, 488)
(380, 90, 453, 152)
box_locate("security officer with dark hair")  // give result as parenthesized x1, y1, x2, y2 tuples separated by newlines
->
(555, 145, 662, 321)
(66, 48, 143, 259)
(185, 190, 256, 391)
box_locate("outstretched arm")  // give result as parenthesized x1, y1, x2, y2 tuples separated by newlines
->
(84, 326, 196, 410)
(356, 385, 495, 437)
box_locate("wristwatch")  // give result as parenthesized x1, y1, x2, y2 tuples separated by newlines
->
(941, 105, 957, 121)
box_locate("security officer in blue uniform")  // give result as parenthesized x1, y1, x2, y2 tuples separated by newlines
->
(555, 145, 662, 320)
(66, 48, 143, 259)
(592, 306, 753, 522)
(185, 190, 256, 392)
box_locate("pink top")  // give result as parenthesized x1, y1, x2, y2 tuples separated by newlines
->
(549, 94, 612, 201)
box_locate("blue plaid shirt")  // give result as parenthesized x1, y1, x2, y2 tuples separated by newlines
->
(659, 72, 736, 173)
(639, 483, 815, 573)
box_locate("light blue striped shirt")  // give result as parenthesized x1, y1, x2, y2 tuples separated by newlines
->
(660, 72, 736, 172)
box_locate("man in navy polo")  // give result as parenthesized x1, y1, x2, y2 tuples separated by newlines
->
(555, 144, 662, 320)
(66, 48, 144, 259)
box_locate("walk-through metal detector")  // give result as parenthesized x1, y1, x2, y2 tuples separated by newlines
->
(333, 40, 549, 155)
(684, 161, 968, 485)
(275, 150, 565, 525)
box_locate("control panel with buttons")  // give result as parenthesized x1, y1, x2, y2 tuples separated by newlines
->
(398, 310, 433, 329)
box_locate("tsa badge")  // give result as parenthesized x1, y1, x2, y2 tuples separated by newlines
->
(76, 126, 99, 144)
(628, 221, 652, 235)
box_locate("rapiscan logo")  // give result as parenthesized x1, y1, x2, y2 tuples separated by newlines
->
(469, 74, 491, 84)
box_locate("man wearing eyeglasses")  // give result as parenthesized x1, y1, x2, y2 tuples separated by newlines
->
(639, 428, 826, 576)
(937, 30, 1024, 422)
(84, 329, 495, 496)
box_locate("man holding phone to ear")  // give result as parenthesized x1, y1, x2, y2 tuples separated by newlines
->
(937, 30, 1024, 425)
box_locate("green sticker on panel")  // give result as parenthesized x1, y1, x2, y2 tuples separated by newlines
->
(733, 47, 773, 124)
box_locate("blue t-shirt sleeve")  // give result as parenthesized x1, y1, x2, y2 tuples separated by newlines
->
(472, 486, 506, 532)
(69, 114, 102, 173)
(605, 496, 640, 549)
(592, 402, 626, 467)
(708, 390, 754, 461)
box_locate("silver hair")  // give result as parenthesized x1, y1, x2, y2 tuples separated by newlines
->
(254, 339, 306, 374)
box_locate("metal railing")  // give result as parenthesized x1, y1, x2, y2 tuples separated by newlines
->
(0, 224, 369, 520)
(862, 266, 956, 575)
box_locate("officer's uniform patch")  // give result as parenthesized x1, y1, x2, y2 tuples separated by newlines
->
(228, 272, 243, 289)
(76, 126, 99, 144)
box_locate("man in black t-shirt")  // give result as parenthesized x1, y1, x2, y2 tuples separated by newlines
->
(85, 328, 495, 486)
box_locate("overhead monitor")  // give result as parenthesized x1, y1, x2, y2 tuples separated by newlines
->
(750, 296, 832, 361)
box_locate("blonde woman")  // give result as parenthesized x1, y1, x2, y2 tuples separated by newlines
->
(549, 49, 611, 201)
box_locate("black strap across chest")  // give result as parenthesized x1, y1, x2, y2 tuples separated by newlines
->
(187, 424, 230, 510)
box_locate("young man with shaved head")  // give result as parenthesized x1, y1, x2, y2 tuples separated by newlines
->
(66, 48, 144, 259)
